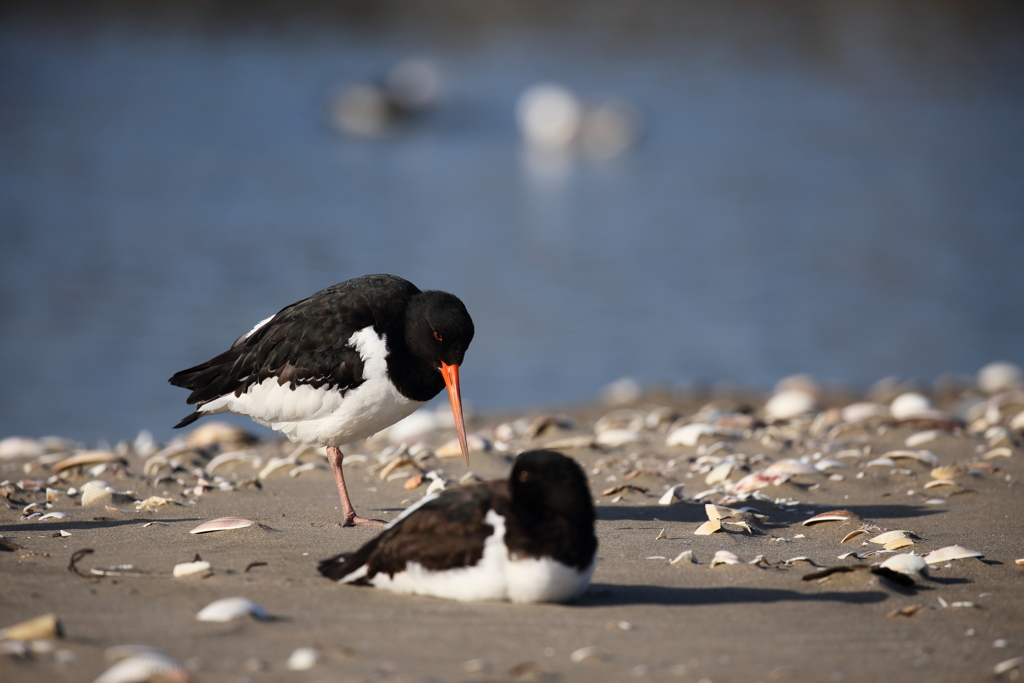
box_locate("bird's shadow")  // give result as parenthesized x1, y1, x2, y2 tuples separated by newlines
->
(596, 502, 945, 525)
(576, 583, 889, 607)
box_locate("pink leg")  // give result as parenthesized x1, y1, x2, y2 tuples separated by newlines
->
(327, 446, 385, 527)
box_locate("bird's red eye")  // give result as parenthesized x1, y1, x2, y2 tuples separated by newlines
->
(433, 331, 443, 341)
(517, 471, 530, 482)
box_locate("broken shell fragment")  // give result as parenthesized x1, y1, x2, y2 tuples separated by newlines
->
(710, 550, 742, 567)
(135, 496, 173, 511)
(841, 529, 869, 543)
(670, 550, 695, 565)
(80, 480, 116, 507)
(189, 517, 254, 534)
(51, 451, 123, 475)
(173, 560, 213, 578)
(658, 484, 685, 505)
(877, 553, 929, 578)
(802, 510, 855, 526)
(570, 645, 610, 663)
(94, 647, 193, 683)
(764, 459, 818, 476)
(924, 545, 985, 565)
(0, 613, 62, 641)
(884, 539, 916, 551)
(930, 464, 967, 480)
(196, 597, 268, 622)
(880, 450, 940, 467)
(869, 530, 918, 545)
(287, 647, 322, 671)
(694, 519, 722, 535)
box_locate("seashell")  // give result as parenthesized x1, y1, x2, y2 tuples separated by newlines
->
(705, 504, 742, 521)
(289, 462, 325, 478)
(185, 421, 255, 449)
(924, 545, 984, 565)
(424, 472, 448, 495)
(877, 553, 928, 578)
(694, 519, 722, 535)
(206, 450, 260, 474)
(287, 647, 322, 671)
(704, 462, 734, 485)
(258, 456, 296, 479)
(802, 510, 855, 526)
(869, 530, 918, 545)
(46, 487, 67, 502)
(841, 529, 869, 543)
(379, 456, 419, 481)
(196, 597, 268, 622)
(1016, 558, 1024, 566)
(404, 474, 424, 490)
(1011, 409, 1024, 432)
(51, 451, 122, 475)
(95, 647, 192, 683)
(841, 402, 889, 423)
(889, 393, 934, 420)
(764, 459, 818, 476)
(923, 479, 957, 489)
(994, 657, 1024, 677)
(601, 484, 647, 497)
(905, 430, 941, 447)
(710, 550, 742, 567)
(173, 560, 213, 578)
(658, 484, 685, 505)
(884, 539, 916, 551)
(594, 429, 644, 448)
(524, 414, 576, 440)
(764, 389, 819, 422)
(38, 511, 70, 520)
(458, 471, 481, 485)
(986, 425, 1015, 448)
(814, 459, 847, 472)
(978, 361, 1023, 395)
(930, 464, 966, 480)
(135, 496, 173, 511)
(189, 517, 254, 534)
(0, 613, 62, 641)
(670, 549, 695, 565)
(0, 436, 46, 460)
(984, 447, 1013, 459)
(666, 423, 717, 447)
(569, 645, 610, 663)
(80, 480, 116, 507)
(730, 471, 788, 494)
(880, 450, 939, 467)
(436, 434, 490, 459)
(722, 519, 754, 534)
(594, 409, 646, 434)
(865, 457, 896, 468)
(543, 435, 596, 450)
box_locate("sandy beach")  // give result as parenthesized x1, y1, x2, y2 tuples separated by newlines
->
(2, 383, 1023, 683)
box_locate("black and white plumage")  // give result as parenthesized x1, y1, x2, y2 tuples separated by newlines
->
(318, 449, 598, 603)
(169, 274, 474, 526)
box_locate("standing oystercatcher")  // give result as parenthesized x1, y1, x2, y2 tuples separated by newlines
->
(169, 274, 474, 526)
(317, 449, 598, 603)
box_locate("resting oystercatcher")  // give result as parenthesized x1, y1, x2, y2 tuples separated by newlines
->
(317, 449, 598, 603)
(169, 274, 474, 527)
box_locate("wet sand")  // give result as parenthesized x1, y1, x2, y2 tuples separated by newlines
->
(2, 392, 1023, 683)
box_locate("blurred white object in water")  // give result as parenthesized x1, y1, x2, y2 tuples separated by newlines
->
(977, 361, 1023, 395)
(516, 84, 582, 151)
(578, 99, 643, 159)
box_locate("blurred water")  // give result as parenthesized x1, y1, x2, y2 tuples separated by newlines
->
(1, 3, 1023, 444)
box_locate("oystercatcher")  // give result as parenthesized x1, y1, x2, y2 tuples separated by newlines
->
(169, 274, 474, 527)
(317, 449, 598, 603)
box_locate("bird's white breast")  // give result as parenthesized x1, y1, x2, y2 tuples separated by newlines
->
(197, 326, 424, 447)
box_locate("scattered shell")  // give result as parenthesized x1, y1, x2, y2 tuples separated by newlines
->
(670, 550, 695, 565)
(601, 484, 647, 497)
(930, 464, 966, 480)
(841, 402, 888, 423)
(865, 457, 896, 468)
(924, 545, 984, 565)
(404, 474, 424, 490)
(986, 425, 1015, 448)
(994, 657, 1024, 676)
(189, 517, 254, 534)
(80, 480, 116, 507)
(436, 434, 490, 459)
(135, 496, 173, 511)
(173, 560, 213, 578)
(841, 530, 869, 543)
(814, 459, 847, 472)
(694, 519, 722, 535)
(289, 462, 325, 478)
(257, 456, 296, 479)
(666, 423, 717, 447)
(287, 647, 322, 671)
(1016, 558, 1024, 566)
(38, 511, 70, 520)
(710, 550, 742, 567)
(51, 450, 122, 475)
(595, 429, 644, 448)
(884, 539, 916, 551)
(185, 421, 255, 449)
(704, 462, 734, 485)
(802, 510, 855, 526)
(705, 504, 742, 521)
(985, 447, 1013, 459)
(543, 435, 596, 450)
(978, 361, 1023, 394)
(658, 484, 685, 505)
(880, 450, 940, 467)
(206, 450, 260, 474)
(869, 530, 918, 545)
(889, 393, 934, 420)
(0, 436, 46, 459)
(196, 597, 268, 622)
(379, 456, 420, 481)
(569, 645, 609, 663)
(730, 471, 788, 493)
(94, 647, 193, 683)
(654, 528, 666, 540)
(905, 430, 942, 447)
(877, 553, 929, 578)
(923, 479, 958, 489)
(0, 613, 62, 641)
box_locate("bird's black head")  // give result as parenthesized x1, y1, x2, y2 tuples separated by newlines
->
(405, 290, 475, 369)
(510, 450, 595, 524)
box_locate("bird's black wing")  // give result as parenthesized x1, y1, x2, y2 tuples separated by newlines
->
(318, 481, 509, 583)
(169, 286, 380, 425)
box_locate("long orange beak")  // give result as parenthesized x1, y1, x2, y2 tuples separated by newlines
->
(440, 361, 470, 467)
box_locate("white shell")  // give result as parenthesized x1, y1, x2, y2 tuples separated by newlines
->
(869, 530, 917, 545)
(764, 458, 818, 476)
(693, 519, 721, 535)
(802, 510, 854, 526)
(594, 429, 644, 448)
(173, 560, 212, 578)
(38, 511, 70, 520)
(877, 553, 928, 577)
(94, 648, 190, 683)
(905, 430, 942, 447)
(569, 645, 609, 663)
(764, 389, 818, 422)
(710, 550, 742, 567)
(189, 517, 254, 534)
(880, 450, 940, 467)
(924, 545, 984, 565)
(80, 480, 116, 507)
(889, 393, 934, 420)
(666, 423, 717, 447)
(841, 402, 888, 423)
(669, 550, 695, 565)
(206, 450, 260, 474)
(196, 597, 268, 622)
(658, 484, 685, 505)
(704, 462, 733, 485)
(52, 450, 121, 475)
(977, 361, 1023, 394)
(286, 647, 322, 671)
(0, 436, 46, 460)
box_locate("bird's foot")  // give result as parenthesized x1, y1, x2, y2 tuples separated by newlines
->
(341, 515, 386, 528)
